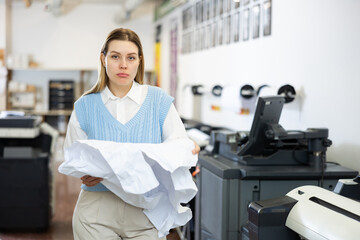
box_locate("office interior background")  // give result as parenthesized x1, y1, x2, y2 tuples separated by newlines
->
(0, 0, 360, 239)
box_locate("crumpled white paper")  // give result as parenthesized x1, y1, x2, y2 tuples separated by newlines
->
(58, 138, 198, 237)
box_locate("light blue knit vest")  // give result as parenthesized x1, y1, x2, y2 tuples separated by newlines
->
(74, 86, 174, 192)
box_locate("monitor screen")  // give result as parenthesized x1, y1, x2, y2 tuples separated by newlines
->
(238, 96, 285, 157)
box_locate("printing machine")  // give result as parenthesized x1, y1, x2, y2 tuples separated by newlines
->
(0, 114, 58, 231)
(247, 185, 360, 240)
(195, 96, 358, 240)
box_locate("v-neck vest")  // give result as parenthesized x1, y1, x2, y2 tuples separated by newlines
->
(75, 86, 174, 144)
(74, 86, 174, 192)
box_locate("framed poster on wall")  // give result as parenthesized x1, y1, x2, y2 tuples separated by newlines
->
(189, 6, 194, 29)
(207, 24, 212, 48)
(263, 0, 272, 36)
(227, 0, 232, 13)
(233, 12, 240, 42)
(218, 17, 224, 45)
(252, 4, 260, 38)
(195, 27, 201, 51)
(219, 0, 223, 15)
(182, 34, 186, 53)
(225, 15, 231, 44)
(201, 0, 206, 22)
(196, 1, 201, 24)
(189, 31, 194, 53)
(182, 9, 186, 30)
(234, 0, 240, 9)
(170, 21, 178, 99)
(205, 0, 211, 20)
(242, 8, 249, 41)
(212, 20, 217, 47)
(213, 0, 218, 18)
(201, 26, 206, 50)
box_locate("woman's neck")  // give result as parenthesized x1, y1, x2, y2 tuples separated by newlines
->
(108, 82, 133, 98)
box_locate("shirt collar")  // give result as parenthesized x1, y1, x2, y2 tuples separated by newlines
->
(102, 81, 142, 105)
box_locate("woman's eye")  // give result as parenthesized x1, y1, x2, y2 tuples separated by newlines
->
(111, 55, 119, 59)
(128, 56, 136, 60)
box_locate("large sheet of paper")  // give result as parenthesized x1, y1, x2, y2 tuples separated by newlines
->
(58, 138, 198, 237)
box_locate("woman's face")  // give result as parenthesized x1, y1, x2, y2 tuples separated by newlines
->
(101, 40, 140, 96)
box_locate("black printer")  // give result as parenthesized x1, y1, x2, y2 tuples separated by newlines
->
(195, 96, 358, 240)
(0, 114, 55, 231)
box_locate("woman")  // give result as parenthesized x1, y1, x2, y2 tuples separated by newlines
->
(64, 28, 200, 239)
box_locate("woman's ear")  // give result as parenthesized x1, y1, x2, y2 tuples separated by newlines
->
(101, 53, 106, 66)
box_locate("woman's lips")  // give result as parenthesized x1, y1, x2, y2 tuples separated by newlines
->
(117, 73, 129, 77)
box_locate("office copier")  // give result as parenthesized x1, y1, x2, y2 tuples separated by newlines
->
(195, 96, 358, 240)
(0, 114, 57, 231)
(247, 184, 360, 240)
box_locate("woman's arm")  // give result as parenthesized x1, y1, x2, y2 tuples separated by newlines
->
(64, 111, 103, 186)
(162, 103, 200, 155)
(63, 111, 87, 149)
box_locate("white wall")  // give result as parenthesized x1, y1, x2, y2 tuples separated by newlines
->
(4, 0, 360, 172)
(156, 0, 360, 172)
(9, 0, 156, 70)
(4, 0, 156, 110)
(0, 0, 5, 49)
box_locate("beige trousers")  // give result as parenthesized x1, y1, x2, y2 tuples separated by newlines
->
(73, 190, 166, 240)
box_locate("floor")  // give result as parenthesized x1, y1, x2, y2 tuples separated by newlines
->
(0, 160, 181, 240)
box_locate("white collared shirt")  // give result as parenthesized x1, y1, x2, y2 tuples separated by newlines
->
(64, 82, 188, 149)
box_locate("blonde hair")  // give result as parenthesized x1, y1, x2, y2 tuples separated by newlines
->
(84, 28, 144, 95)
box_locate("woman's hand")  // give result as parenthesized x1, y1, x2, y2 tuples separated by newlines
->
(192, 141, 200, 155)
(81, 175, 103, 187)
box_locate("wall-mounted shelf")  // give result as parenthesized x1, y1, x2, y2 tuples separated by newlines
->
(5, 68, 96, 111)
(7, 86, 37, 110)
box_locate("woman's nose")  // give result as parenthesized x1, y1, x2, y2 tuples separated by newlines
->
(119, 57, 127, 69)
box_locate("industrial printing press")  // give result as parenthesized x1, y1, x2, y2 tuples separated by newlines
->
(194, 96, 358, 240)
